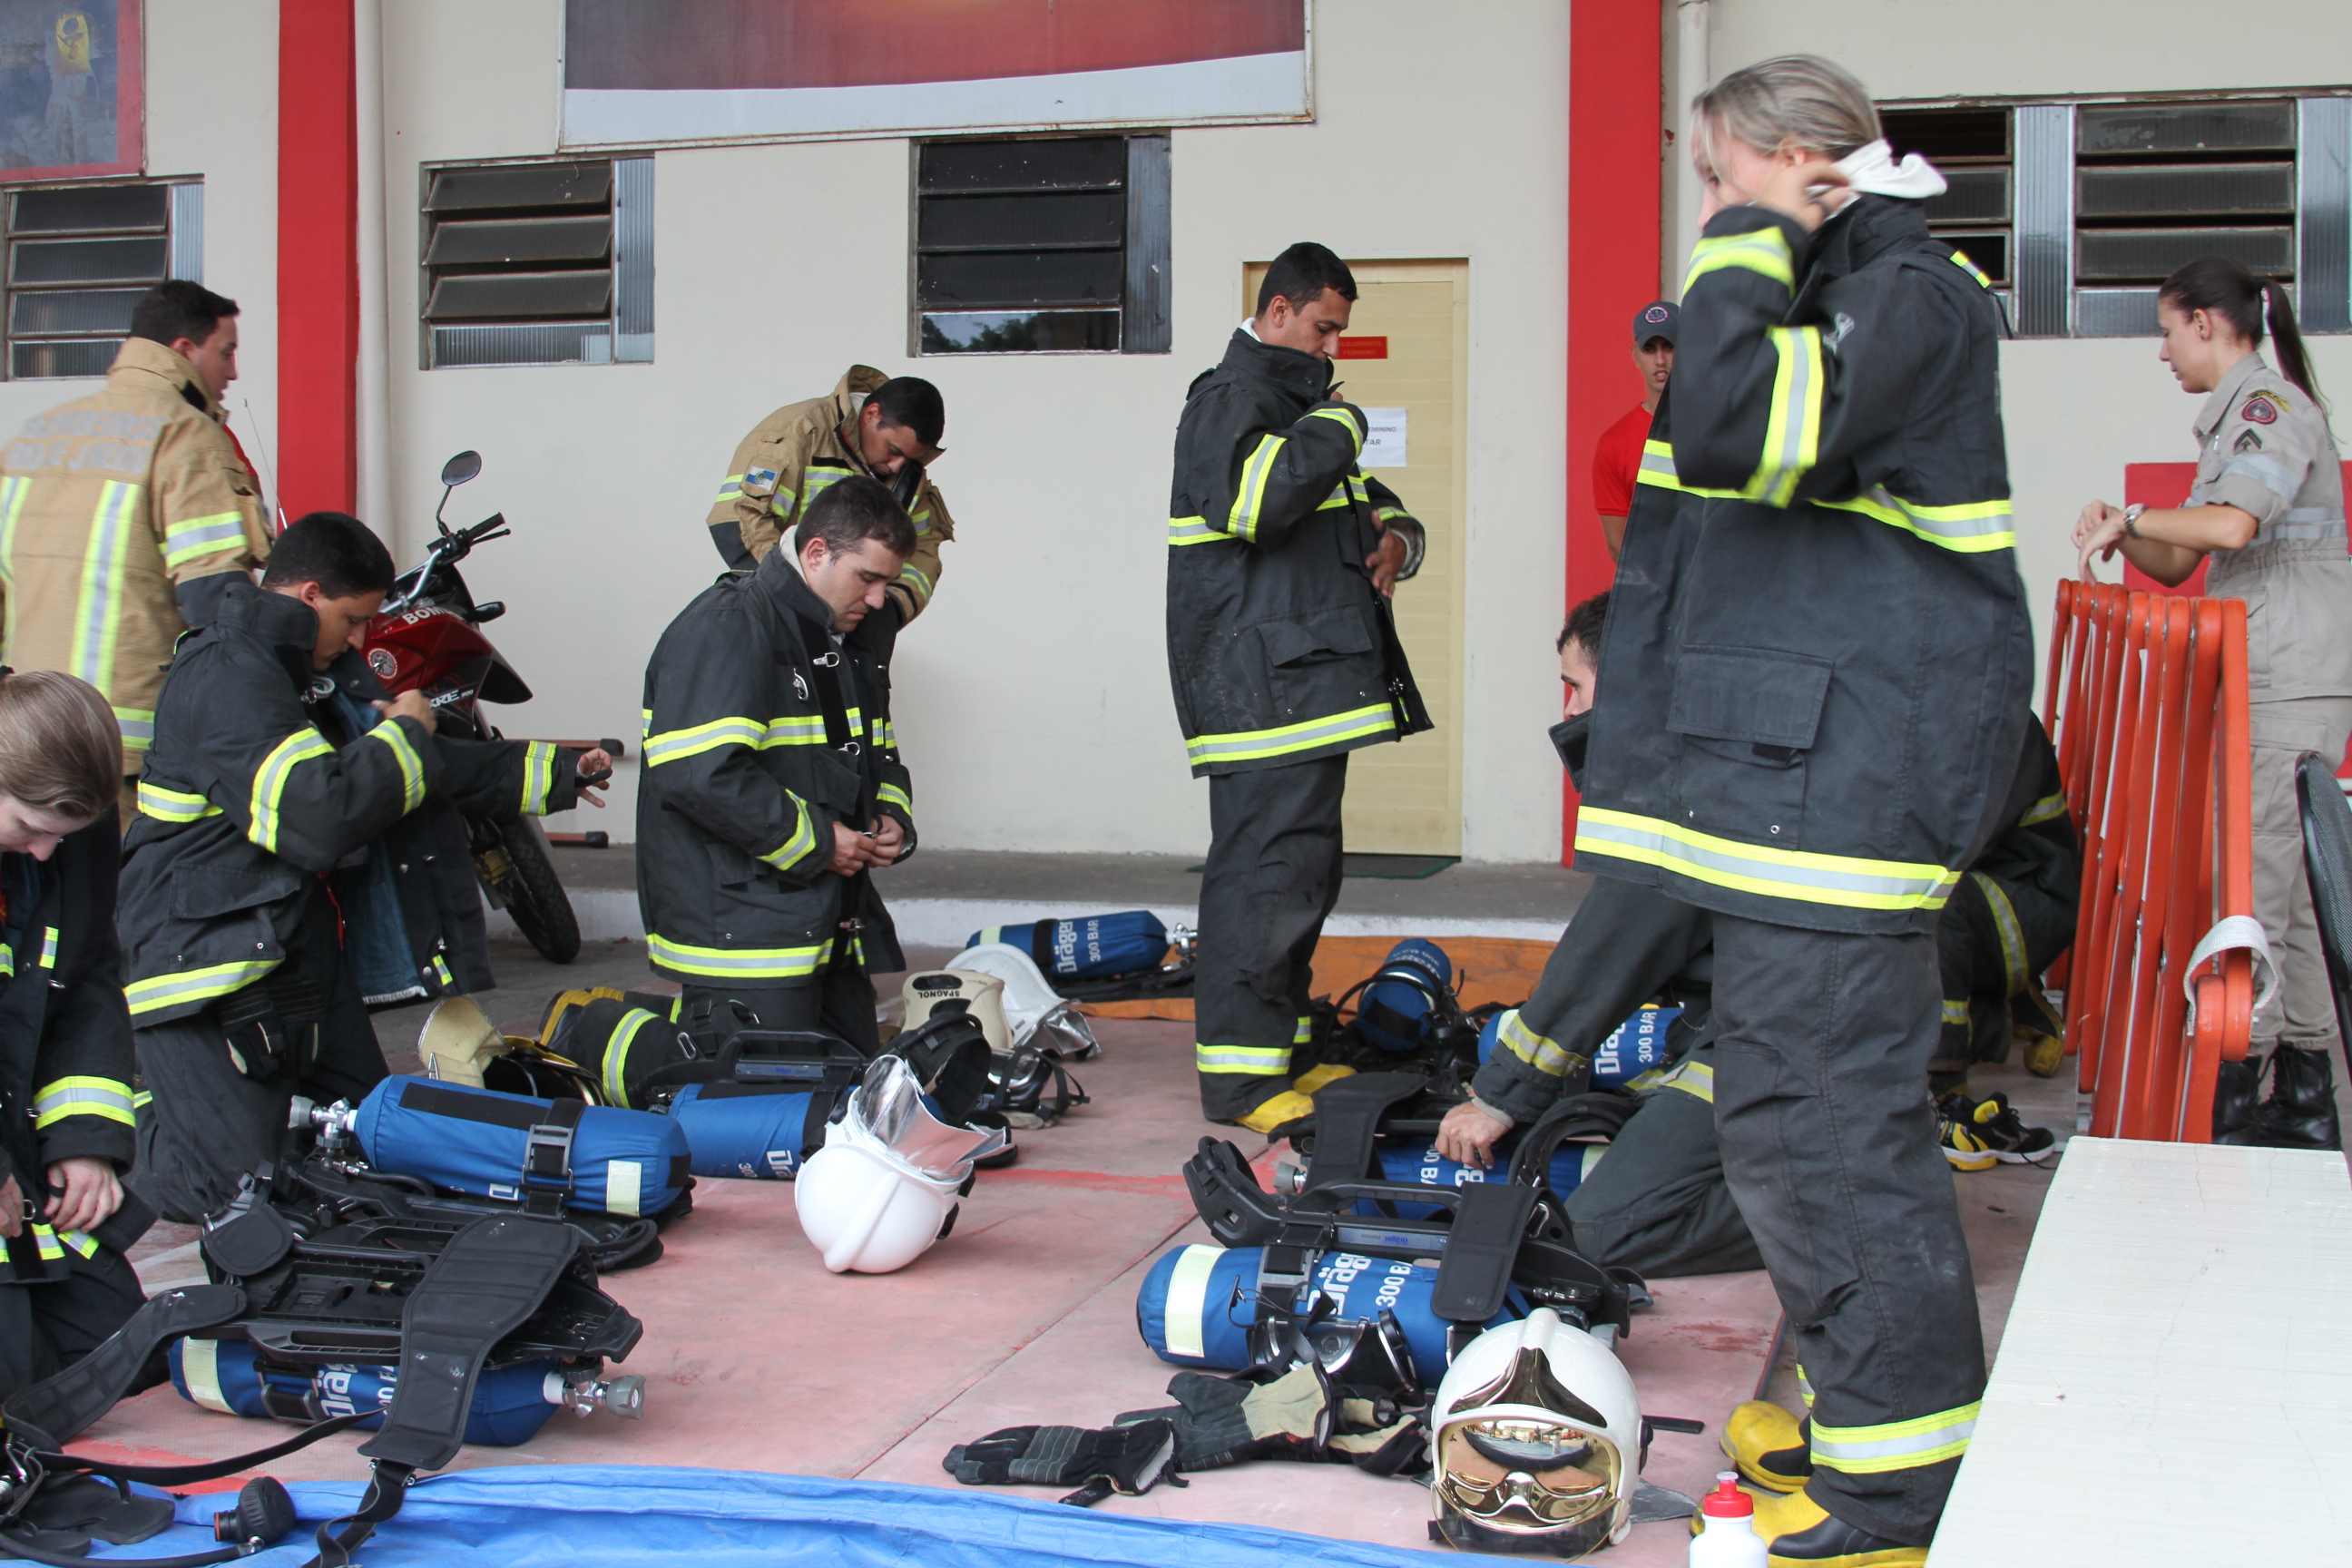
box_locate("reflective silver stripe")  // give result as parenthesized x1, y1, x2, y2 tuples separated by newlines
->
(762, 715, 827, 748)
(1575, 808, 1960, 912)
(520, 741, 559, 814)
(160, 513, 249, 567)
(1749, 327, 1822, 506)
(1292, 1015, 1312, 1045)
(1942, 999, 1973, 1026)
(126, 958, 281, 1019)
(368, 722, 426, 813)
(1168, 515, 1227, 546)
(114, 708, 154, 750)
(603, 1008, 662, 1108)
(757, 795, 818, 869)
(247, 729, 336, 852)
(1185, 703, 1396, 768)
(1970, 870, 2028, 995)
(643, 716, 764, 766)
(32, 1076, 135, 1128)
(1810, 1403, 1980, 1473)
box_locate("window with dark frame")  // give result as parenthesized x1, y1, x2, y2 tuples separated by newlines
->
(1877, 93, 2349, 338)
(1882, 106, 2013, 297)
(421, 156, 652, 368)
(913, 132, 1171, 356)
(5, 181, 202, 380)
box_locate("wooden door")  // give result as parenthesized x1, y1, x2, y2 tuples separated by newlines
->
(1242, 259, 1468, 855)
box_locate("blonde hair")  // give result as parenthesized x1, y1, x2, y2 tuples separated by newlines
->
(1693, 54, 1880, 174)
(0, 670, 122, 821)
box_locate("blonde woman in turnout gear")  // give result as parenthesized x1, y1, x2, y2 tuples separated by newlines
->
(0, 672, 153, 1400)
(1574, 56, 2033, 1563)
(2075, 257, 2351, 1151)
(0, 281, 270, 818)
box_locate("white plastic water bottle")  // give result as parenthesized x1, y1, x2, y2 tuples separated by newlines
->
(1689, 1471, 1769, 1567)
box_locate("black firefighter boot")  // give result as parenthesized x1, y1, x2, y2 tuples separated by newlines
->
(2210, 1058, 2262, 1144)
(2252, 1046, 2343, 1151)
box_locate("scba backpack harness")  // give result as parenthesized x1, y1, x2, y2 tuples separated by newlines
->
(0, 1165, 643, 1568)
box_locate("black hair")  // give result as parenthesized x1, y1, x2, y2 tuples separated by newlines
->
(867, 377, 945, 449)
(794, 475, 916, 562)
(2160, 257, 2326, 413)
(1256, 242, 1358, 317)
(130, 279, 240, 349)
(1558, 591, 1611, 662)
(260, 512, 397, 599)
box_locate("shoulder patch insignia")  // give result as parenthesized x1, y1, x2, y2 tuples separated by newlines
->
(2239, 392, 2281, 425)
(2233, 427, 2264, 453)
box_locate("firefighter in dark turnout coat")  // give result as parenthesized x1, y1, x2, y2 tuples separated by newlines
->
(1167, 244, 1431, 1130)
(638, 476, 916, 1050)
(0, 673, 154, 1398)
(1574, 60, 2035, 1558)
(122, 523, 598, 1223)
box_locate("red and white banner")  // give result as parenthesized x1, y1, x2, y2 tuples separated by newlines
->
(561, 0, 1309, 147)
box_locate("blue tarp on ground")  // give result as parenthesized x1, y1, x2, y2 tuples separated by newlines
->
(91, 1465, 1456, 1567)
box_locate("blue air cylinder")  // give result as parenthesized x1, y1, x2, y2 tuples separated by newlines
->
(1477, 1004, 1681, 1087)
(968, 911, 1169, 980)
(169, 1338, 563, 1446)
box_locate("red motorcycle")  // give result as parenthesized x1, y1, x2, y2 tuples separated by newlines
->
(364, 451, 611, 964)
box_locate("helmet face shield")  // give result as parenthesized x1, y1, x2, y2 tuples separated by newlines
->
(848, 1054, 1005, 1175)
(1434, 1419, 1623, 1557)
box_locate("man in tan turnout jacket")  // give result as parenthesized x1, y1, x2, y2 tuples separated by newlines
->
(704, 366, 952, 631)
(0, 280, 270, 799)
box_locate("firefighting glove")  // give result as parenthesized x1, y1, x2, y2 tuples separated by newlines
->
(943, 1416, 1181, 1507)
(1116, 1365, 1430, 1475)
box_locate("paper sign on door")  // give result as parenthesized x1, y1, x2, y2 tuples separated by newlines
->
(1361, 408, 1408, 468)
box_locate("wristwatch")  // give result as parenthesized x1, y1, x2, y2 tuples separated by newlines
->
(2122, 503, 2147, 539)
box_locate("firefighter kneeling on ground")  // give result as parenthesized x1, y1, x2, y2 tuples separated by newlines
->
(1431, 589, 2078, 1505)
(120, 514, 609, 1224)
(638, 475, 918, 1051)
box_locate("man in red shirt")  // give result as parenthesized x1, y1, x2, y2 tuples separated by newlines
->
(1592, 300, 1677, 561)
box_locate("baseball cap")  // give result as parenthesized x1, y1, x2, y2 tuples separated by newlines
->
(1632, 300, 1678, 347)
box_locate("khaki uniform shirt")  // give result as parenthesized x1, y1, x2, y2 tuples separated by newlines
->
(0, 338, 270, 769)
(2191, 352, 2352, 701)
(704, 364, 953, 623)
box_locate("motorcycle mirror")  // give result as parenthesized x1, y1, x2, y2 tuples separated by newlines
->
(440, 450, 483, 487)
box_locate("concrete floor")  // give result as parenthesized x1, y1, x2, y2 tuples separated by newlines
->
(110, 927, 2082, 1564)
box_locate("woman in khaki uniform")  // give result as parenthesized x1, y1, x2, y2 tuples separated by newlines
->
(2076, 256, 2351, 1148)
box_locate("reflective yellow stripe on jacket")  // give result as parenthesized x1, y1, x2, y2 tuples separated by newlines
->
(1186, 703, 1396, 769)
(520, 741, 560, 814)
(247, 729, 336, 853)
(877, 781, 912, 816)
(1810, 1401, 1980, 1474)
(646, 934, 835, 981)
(138, 779, 219, 821)
(367, 721, 426, 813)
(1574, 807, 1961, 914)
(1640, 438, 2014, 553)
(71, 479, 142, 699)
(127, 957, 282, 1020)
(161, 510, 250, 570)
(33, 1075, 135, 1128)
(1227, 434, 1285, 544)
(1683, 226, 1796, 292)
(1747, 327, 1824, 507)
(1168, 515, 1225, 547)
(1496, 1008, 1579, 1078)
(643, 716, 763, 767)
(758, 794, 818, 870)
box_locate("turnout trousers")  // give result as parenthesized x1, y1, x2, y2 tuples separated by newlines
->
(0, 1245, 147, 1403)
(1563, 1044, 1763, 1279)
(1193, 755, 1348, 1122)
(130, 895, 387, 1224)
(2249, 696, 2352, 1058)
(1709, 914, 1984, 1545)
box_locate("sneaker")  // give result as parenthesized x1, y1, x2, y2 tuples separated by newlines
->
(1936, 1102, 1998, 1171)
(1939, 1090, 2057, 1165)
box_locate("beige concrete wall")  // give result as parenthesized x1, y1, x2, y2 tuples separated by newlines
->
(0, 0, 280, 475)
(377, 0, 1573, 859)
(1708, 0, 2352, 99)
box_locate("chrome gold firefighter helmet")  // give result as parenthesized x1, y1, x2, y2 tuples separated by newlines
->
(1428, 1308, 1642, 1558)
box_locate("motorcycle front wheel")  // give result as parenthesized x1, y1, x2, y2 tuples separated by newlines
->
(475, 814, 582, 965)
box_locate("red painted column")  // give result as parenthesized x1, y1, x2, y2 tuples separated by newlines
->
(278, 0, 359, 521)
(1561, 0, 1662, 863)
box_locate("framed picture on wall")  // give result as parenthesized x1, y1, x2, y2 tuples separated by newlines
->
(0, 1, 140, 183)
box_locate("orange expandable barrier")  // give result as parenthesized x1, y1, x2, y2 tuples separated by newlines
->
(2042, 579, 2255, 1142)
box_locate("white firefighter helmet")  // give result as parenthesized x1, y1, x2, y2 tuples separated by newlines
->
(793, 1054, 1007, 1274)
(901, 969, 1014, 1054)
(1427, 1307, 1642, 1559)
(944, 943, 1101, 1060)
